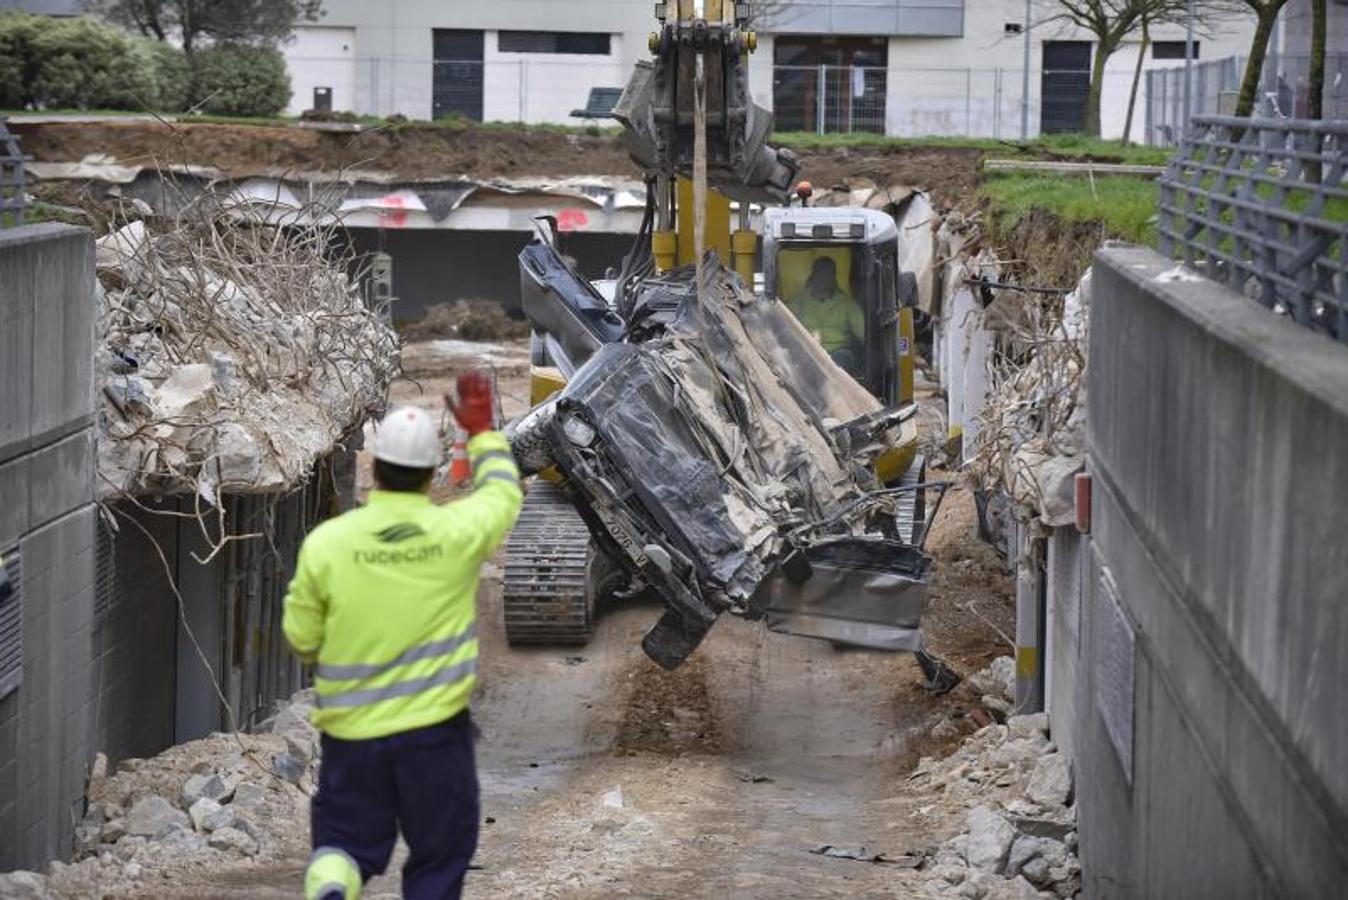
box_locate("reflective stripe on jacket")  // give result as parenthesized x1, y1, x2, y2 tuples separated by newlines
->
(283, 430, 522, 740)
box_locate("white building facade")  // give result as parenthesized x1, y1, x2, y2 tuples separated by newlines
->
(283, 0, 1257, 141)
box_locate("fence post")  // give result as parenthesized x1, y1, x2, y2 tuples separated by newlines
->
(519, 60, 526, 122)
(965, 68, 973, 136)
(817, 65, 826, 135)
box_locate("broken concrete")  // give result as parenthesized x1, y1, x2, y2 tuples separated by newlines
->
(94, 215, 398, 500)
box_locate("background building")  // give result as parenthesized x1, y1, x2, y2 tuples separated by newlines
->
(283, 0, 1258, 140)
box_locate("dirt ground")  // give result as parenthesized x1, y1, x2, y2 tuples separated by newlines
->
(104, 338, 1013, 899)
(13, 120, 985, 208)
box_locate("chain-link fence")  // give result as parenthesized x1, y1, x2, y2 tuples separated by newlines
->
(288, 54, 1036, 138)
(1146, 53, 1348, 146)
(771, 65, 887, 134)
(1158, 116, 1348, 342)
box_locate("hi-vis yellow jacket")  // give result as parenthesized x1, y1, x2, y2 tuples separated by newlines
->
(282, 431, 522, 741)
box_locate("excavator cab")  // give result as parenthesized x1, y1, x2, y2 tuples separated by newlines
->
(762, 206, 916, 409)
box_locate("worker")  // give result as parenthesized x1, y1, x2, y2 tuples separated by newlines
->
(283, 371, 522, 900)
(787, 256, 865, 370)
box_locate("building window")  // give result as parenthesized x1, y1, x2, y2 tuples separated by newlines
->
(0, 550, 21, 702)
(498, 31, 611, 55)
(1153, 41, 1199, 60)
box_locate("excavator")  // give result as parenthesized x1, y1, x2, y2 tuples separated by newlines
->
(499, 0, 951, 682)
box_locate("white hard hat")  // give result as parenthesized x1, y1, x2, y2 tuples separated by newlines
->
(372, 405, 442, 468)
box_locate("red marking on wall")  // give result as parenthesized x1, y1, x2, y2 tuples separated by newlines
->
(378, 194, 409, 228)
(557, 208, 590, 232)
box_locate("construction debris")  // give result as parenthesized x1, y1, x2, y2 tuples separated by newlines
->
(903, 660, 1082, 898)
(968, 271, 1090, 528)
(94, 193, 399, 501)
(3, 692, 321, 899)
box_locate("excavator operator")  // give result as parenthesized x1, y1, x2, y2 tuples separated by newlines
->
(788, 255, 865, 371)
(283, 371, 522, 900)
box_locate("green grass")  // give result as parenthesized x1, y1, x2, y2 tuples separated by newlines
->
(772, 131, 1172, 166)
(980, 172, 1160, 245)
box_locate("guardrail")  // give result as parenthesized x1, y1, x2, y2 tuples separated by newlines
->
(1157, 116, 1348, 342)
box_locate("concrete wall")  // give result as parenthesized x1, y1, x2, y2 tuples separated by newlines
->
(1073, 244, 1348, 896)
(0, 224, 97, 871)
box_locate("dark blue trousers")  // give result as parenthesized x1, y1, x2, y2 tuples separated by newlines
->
(312, 711, 479, 900)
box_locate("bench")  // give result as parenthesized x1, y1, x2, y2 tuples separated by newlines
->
(570, 87, 623, 119)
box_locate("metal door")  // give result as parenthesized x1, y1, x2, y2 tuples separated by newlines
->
(1041, 41, 1092, 134)
(433, 29, 484, 121)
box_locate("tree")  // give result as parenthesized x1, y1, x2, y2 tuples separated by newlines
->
(92, 0, 322, 53)
(1121, 13, 1152, 143)
(1308, 0, 1325, 119)
(1040, 0, 1190, 136)
(1231, 0, 1290, 117)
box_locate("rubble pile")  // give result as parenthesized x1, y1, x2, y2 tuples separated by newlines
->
(94, 207, 399, 500)
(907, 659, 1082, 899)
(0, 693, 320, 898)
(967, 271, 1090, 529)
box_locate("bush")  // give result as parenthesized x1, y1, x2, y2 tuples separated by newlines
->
(0, 14, 39, 108)
(0, 13, 191, 112)
(140, 39, 191, 112)
(190, 45, 291, 118)
(28, 17, 160, 110)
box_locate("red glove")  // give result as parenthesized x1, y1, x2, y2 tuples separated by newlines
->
(445, 371, 495, 436)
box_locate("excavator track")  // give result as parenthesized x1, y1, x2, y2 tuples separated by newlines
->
(502, 481, 595, 645)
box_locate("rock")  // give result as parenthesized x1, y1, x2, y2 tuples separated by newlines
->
(180, 773, 232, 808)
(232, 815, 261, 843)
(123, 862, 142, 880)
(188, 797, 234, 833)
(934, 834, 968, 868)
(1009, 875, 1044, 899)
(1048, 858, 1082, 896)
(965, 805, 1016, 873)
(957, 871, 993, 899)
(125, 796, 189, 838)
(95, 220, 149, 280)
(1064, 830, 1077, 851)
(114, 837, 145, 862)
(284, 733, 317, 762)
(1025, 754, 1073, 807)
(208, 826, 259, 856)
(1007, 713, 1050, 740)
(271, 752, 306, 785)
(229, 781, 267, 810)
(1006, 835, 1043, 876)
(982, 694, 1013, 716)
(100, 818, 127, 843)
(988, 736, 1049, 768)
(1022, 857, 1051, 886)
(968, 656, 1016, 701)
(271, 705, 316, 742)
(156, 821, 205, 851)
(0, 870, 49, 900)
(933, 864, 966, 885)
(931, 718, 962, 741)
(1037, 838, 1069, 870)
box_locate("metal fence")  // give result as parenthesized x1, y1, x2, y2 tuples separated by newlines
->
(772, 65, 887, 134)
(1157, 116, 1348, 342)
(1147, 53, 1348, 146)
